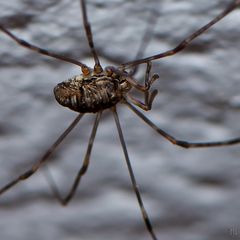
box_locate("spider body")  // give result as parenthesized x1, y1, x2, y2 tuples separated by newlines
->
(54, 68, 132, 113)
(0, 1, 240, 240)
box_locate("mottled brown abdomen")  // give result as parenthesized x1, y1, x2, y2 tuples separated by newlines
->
(54, 73, 131, 113)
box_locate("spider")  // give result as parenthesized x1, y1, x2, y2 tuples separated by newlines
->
(0, 0, 240, 239)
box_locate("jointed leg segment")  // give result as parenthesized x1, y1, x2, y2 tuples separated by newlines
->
(80, 0, 102, 73)
(121, 0, 240, 69)
(112, 107, 158, 240)
(44, 112, 102, 205)
(0, 114, 83, 196)
(0, 24, 87, 70)
(126, 101, 240, 148)
(128, 62, 159, 111)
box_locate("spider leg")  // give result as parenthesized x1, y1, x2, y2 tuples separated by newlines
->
(128, 62, 159, 111)
(0, 114, 83, 196)
(0, 24, 88, 71)
(128, 90, 158, 111)
(118, 63, 159, 93)
(126, 101, 240, 148)
(43, 112, 101, 206)
(121, 0, 240, 69)
(112, 107, 158, 240)
(80, 0, 102, 73)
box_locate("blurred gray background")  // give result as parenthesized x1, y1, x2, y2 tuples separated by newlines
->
(0, 1, 240, 240)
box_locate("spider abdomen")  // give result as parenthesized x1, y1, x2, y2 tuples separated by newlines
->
(54, 74, 129, 113)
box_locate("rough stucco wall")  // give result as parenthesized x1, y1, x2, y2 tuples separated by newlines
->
(0, 1, 240, 240)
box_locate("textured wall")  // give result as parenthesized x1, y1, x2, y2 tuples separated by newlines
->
(0, 1, 240, 240)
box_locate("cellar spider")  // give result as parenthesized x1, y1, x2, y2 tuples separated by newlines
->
(0, 0, 240, 239)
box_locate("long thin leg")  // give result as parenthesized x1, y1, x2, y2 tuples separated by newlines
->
(43, 112, 101, 205)
(121, 0, 240, 69)
(0, 114, 84, 196)
(112, 107, 158, 240)
(80, 0, 102, 73)
(0, 24, 88, 71)
(126, 101, 240, 148)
